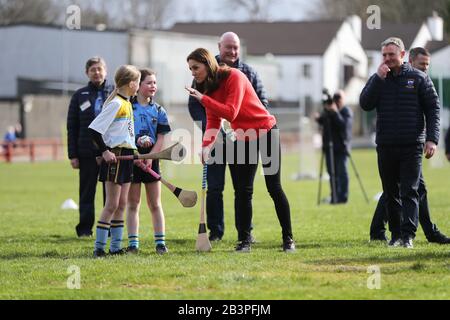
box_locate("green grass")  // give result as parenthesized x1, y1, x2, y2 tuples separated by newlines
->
(0, 150, 449, 299)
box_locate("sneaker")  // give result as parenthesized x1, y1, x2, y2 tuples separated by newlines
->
(156, 244, 169, 255)
(93, 249, 106, 258)
(126, 246, 139, 254)
(235, 241, 251, 253)
(388, 238, 403, 247)
(426, 231, 450, 244)
(109, 248, 127, 256)
(282, 238, 296, 253)
(402, 238, 414, 249)
(249, 234, 257, 244)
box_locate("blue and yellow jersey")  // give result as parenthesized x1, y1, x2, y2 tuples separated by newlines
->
(88, 94, 137, 149)
(132, 100, 171, 147)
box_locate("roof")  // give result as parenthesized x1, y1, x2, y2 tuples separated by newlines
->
(425, 40, 450, 53)
(170, 21, 344, 55)
(362, 23, 423, 50)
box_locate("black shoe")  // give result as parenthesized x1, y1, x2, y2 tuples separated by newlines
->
(249, 234, 257, 244)
(282, 238, 296, 253)
(370, 234, 389, 242)
(388, 238, 403, 247)
(235, 241, 251, 253)
(156, 244, 169, 255)
(402, 237, 414, 249)
(93, 249, 106, 258)
(427, 231, 450, 244)
(109, 248, 127, 256)
(77, 230, 93, 238)
(208, 234, 222, 242)
(126, 246, 139, 254)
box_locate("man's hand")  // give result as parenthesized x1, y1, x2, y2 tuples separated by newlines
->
(424, 141, 437, 159)
(70, 158, 79, 169)
(324, 102, 338, 113)
(377, 62, 390, 79)
(200, 146, 211, 165)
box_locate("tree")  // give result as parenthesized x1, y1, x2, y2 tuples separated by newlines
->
(311, 0, 450, 36)
(0, 0, 62, 25)
(228, 0, 274, 21)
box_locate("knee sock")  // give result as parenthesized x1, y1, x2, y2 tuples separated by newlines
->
(94, 221, 110, 251)
(110, 220, 124, 252)
(155, 233, 165, 246)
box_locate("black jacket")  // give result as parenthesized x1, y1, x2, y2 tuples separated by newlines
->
(317, 106, 353, 154)
(360, 63, 440, 146)
(188, 56, 269, 133)
(67, 81, 114, 159)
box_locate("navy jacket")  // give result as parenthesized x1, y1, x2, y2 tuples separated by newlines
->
(67, 81, 114, 159)
(317, 106, 353, 154)
(188, 56, 269, 133)
(360, 63, 440, 146)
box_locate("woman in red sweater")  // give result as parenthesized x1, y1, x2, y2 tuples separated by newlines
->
(186, 48, 295, 253)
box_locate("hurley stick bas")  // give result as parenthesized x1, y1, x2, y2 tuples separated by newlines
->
(141, 164, 197, 208)
(196, 164, 211, 252)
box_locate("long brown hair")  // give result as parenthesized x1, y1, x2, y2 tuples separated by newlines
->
(187, 48, 231, 94)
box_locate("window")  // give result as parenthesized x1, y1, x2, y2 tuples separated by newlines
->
(303, 64, 311, 79)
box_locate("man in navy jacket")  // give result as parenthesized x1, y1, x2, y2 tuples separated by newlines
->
(67, 57, 113, 237)
(360, 38, 440, 248)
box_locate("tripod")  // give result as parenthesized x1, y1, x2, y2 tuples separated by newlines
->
(317, 112, 369, 206)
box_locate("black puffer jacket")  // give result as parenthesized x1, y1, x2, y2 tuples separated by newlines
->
(360, 63, 440, 146)
(67, 81, 114, 159)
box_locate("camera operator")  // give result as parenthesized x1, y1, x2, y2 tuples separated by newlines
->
(316, 90, 353, 204)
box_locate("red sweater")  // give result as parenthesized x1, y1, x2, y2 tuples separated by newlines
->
(201, 68, 276, 147)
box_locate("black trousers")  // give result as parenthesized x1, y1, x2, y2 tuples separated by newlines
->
(376, 145, 423, 239)
(226, 127, 293, 242)
(76, 157, 101, 236)
(325, 150, 349, 203)
(370, 172, 439, 239)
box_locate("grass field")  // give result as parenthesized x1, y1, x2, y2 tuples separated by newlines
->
(0, 149, 449, 300)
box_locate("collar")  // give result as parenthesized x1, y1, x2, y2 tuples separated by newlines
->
(88, 80, 106, 91)
(117, 93, 129, 101)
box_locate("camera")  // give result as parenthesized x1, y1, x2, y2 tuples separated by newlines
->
(322, 88, 333, 106)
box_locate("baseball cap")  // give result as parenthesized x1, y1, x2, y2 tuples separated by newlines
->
(381, 37, 405, 51)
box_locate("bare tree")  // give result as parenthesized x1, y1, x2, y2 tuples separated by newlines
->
(311, 0, 450, 34)
(119, 0, 175, 30)
(0, 0, 62, 25)
(228, 0, 274, 21)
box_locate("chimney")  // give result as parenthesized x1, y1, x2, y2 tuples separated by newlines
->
(427, 11, 443, 41)
(346, 15, 362, 41)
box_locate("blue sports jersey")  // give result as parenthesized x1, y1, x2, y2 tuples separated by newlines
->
(132, 100, 171, 146)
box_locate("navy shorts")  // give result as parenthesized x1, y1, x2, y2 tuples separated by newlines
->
(99, 148, 134, 184)
(132, 159, 160, 184)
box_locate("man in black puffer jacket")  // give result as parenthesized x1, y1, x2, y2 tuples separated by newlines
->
(67, 57, 114, 237)
(360, 37, 440, 249)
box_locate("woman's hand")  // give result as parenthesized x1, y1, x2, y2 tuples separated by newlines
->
(200, 146, 211, 164)
(185, 86, 203, 101)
